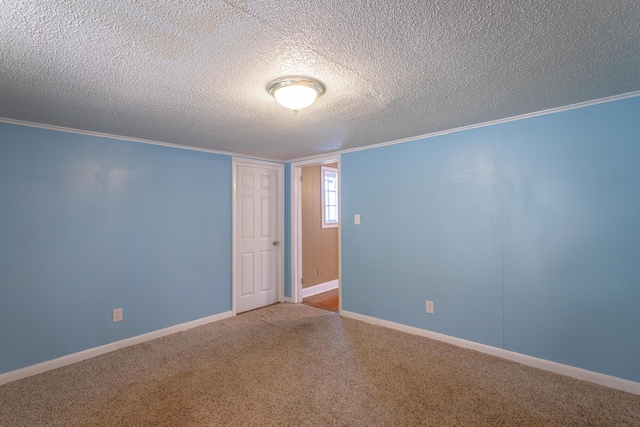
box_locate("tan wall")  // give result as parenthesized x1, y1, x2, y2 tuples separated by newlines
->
(301, 163, 339, 288)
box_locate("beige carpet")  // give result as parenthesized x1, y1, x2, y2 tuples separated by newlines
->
(1, 303, 639, 426)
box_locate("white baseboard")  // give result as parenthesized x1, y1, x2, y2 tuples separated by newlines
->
(302, 279, 339, 298)
(340, 310, 640, 396)
(0, 310, 233, 386)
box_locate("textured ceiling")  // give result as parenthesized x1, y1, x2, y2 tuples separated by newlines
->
(1, 1, 639, 161)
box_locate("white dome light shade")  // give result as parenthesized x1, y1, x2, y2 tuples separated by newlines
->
(267, 77, 324, 113)
(273, 85, 318, 110)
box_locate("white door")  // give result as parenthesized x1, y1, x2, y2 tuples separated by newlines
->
(236, 165, 279, 313)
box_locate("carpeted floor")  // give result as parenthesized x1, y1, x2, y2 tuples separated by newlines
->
(1, 303, 639, 426)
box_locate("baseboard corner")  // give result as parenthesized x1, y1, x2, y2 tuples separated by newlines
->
(339, 310, 640, 396)
(0, 310, 233, 386)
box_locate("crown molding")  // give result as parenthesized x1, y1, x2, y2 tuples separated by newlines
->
(3, 90, 639, 164)
(286, 90, 640, 163)
(0, 117, 281, 163)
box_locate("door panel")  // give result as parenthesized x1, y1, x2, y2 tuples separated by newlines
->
(260, 196, 271, 236)
(236, 165, 278, 313)
(261, 250, 274, 291)
(241, 195, 254, 238)
(240, 253, 254, 296)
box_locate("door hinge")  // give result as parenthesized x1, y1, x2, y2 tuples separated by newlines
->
(300, 175, 303, 182)
(300, 278, 303, 285)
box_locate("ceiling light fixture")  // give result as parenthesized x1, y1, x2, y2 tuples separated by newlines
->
(267, 76, 324, 114)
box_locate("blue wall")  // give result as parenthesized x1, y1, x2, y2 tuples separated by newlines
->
(0, 123, 232, 374)
(2, 96, 639, 383)
(341, 96, 640, 383)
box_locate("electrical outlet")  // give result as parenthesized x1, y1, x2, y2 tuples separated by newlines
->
(426, 301, 434, 314)
(113, 308, 123, 322)
(317, 269, 322, 276)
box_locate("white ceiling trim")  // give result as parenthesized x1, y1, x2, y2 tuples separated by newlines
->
(0, 117, 282, 164)
(288, 90, 640, 163)
(2, 90, 639, 165)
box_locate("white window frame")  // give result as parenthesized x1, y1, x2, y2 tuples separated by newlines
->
(321, 166, 339, 228)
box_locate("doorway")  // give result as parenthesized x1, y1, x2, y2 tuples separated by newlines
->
(232, 158, 284, 315)
(290, 156, 341, 312)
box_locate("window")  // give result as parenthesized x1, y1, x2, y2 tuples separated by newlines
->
(321, 166, 338, 228)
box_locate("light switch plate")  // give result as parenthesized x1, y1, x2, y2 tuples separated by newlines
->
(354, 214, 361, 225)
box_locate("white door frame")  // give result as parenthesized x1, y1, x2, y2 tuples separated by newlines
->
(232, 157, 285, 316)
(290, 155, 341, 311)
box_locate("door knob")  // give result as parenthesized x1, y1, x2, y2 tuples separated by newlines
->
(273, 241, 280, 246)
